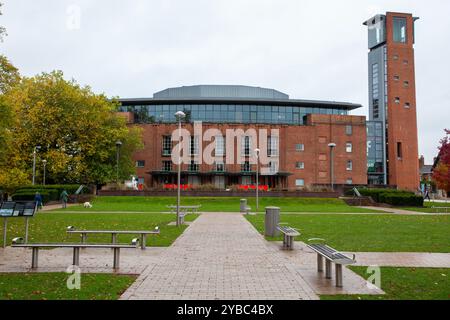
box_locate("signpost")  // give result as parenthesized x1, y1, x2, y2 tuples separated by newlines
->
(0, 201, 37, 248)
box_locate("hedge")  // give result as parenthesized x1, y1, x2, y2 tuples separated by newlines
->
(16, 185, 87, 195)
(379, 193, 424, 207)
(12, 191, 55, 204)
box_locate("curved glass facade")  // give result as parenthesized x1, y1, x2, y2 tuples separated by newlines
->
(119, 104, 348, 125)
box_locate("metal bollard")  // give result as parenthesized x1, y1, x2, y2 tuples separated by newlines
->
(240, 199, 248, 213)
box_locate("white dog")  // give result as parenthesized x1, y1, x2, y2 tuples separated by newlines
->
(83, 202, 93, 208)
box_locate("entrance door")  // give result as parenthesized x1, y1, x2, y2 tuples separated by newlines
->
(214, 176, 225, 189)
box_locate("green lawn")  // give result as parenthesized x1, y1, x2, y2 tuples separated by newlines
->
(321, 267, 450, 300)
(0, 212, 198, 247)
(245, 214, 450, 252)
(57, 196, 381, 213)
(0, 273, 136, 300)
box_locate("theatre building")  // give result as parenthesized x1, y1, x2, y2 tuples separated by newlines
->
(118, 85, 368, 190)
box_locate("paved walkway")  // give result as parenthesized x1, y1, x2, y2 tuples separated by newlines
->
(358, 206, 450, 215)
(120, 213, 387, 300)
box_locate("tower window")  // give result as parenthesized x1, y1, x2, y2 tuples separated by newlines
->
(405, 103, 411, 109)
(393, 55, 399, 60)
(403, 60, 409, 65)
(296, 162, 305, 170)
(346, 143, 353, 153)
(395, 97, 400, 104)
(393, 17, 407, 43)
(397, 142, 403, 159)
(346, 160, 353, 171)
(346, 125, 353, 135)
(404, 81, 409, 88)
(394, 75, 400, 81)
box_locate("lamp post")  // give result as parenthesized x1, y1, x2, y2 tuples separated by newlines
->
(115, 141, 122, 184)
(175, 111, 186, 227)
(32, 146, 41, 186)
(42, 160, 47, 186)
(254, 148, 260, 211)
(328, 143, 337, 192)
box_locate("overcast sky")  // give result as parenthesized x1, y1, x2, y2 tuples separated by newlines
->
(1, 0, 449, 162)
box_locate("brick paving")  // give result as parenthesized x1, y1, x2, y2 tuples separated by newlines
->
(120, 213, 320, 300)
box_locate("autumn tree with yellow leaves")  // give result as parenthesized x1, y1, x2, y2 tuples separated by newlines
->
(0, 61, 142, 191)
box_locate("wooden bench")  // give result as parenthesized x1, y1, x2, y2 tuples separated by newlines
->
(11, 237, 140, 270)
(276, 225, 301, 250)
(307, 243, 356, 287)
(66, 226, 160, 250)
(431, 206, 449, 213)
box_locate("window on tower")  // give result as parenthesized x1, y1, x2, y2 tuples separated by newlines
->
(393, 17, 407, 43)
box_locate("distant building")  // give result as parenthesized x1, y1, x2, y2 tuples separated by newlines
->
(118, 85, 367, 190)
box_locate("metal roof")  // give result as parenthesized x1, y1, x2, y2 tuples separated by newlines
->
(118, 85, 362, 110)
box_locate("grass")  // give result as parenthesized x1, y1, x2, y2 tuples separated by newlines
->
(245, 214, 450, 252)
(0, 273, 136, 300)
(0, 212, 198, 247)
(321, 267, 450, 300)
(56, 196, 382, 213)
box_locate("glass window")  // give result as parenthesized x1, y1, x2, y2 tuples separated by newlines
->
(346, 178, 353, 185)
(296, 144, 305, 152)
(346, 160, 353, 171)
(162, 161, 172, 172)
(393, 17, 407, 43)
(346, 143, 353, 153)
(215, 135, 225, 156)
(242, 136, 252, 156)
(346, 125, 353, 135)
(188, 160, 199, 172)
(241, 161, 252, 172)
(214, 161, 225, 172)
(162, 136, 172, 156)
(190, 136, 200, 156)
(268, 136, 279, 157)
(296, 162, 305, 169)
(295, 179, 305, 187)
(136, 160, 145, 168)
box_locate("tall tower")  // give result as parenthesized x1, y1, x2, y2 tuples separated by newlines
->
(364, 12, 420, 191)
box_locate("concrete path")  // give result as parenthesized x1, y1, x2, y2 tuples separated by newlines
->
(120, 213, 388, 300)
(358, 206, 450, 215)
(351, 252, 450, 268)
(120, 213, 320, 300)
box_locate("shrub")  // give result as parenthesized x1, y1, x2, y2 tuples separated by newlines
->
(15, 185, 88, 196)
(379, 193, 424, 207)
(12, 191, 54, 204)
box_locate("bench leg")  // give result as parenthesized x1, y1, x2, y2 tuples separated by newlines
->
(317, 254, 324, 272)
(113, 248, 120, 270)
(335, 264, 343, 287)
(31, 247, 39, 269)
(141, 234, 147, 250)
(282, 234, 287, 249)
(325, 260, 332, 279)
(288, 236, 294, 250)
(73, 247, 80, 266)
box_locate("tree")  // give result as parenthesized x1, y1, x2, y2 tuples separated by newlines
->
(0, 55, 21, 94)
(432, 129, 450, 194)
(3, 71, 143, 186)
(0, 2, 7, 42)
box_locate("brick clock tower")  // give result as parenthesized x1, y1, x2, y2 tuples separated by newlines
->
(364, 12, 420, 191)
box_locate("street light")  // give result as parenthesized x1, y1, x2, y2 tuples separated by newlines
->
(175, 111, 186, 227)
(32, 146, 41, 186)
(254, 148, 260, 211)
(328, 143, 337, 192)
(42, 160, 47, 186)
(116, 141, 122, 184)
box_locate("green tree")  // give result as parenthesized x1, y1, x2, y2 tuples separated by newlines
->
(3, 71, 143, 185)
(0, 55, 21, 94)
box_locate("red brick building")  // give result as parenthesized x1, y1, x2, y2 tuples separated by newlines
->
(118, 85, 367, 190)
(364, 12, 420, 191)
